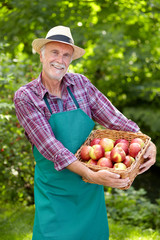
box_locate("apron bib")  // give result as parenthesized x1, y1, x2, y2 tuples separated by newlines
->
(32, 87, 109, 240)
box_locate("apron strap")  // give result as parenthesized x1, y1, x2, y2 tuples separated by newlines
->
(44, 87, 80, 114)
(44, 95, 52, 114)
(67, 86, 80, 109)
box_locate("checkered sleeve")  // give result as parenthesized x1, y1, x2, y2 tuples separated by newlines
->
(14, 91, 77, 171)
(85, 78, 140, 132)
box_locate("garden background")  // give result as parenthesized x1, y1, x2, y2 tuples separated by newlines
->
(0, 0, 160, 239)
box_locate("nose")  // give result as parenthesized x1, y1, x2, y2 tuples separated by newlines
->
(56, 53, 63, 64)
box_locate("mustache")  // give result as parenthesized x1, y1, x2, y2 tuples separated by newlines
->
(51, 62, 65, 69)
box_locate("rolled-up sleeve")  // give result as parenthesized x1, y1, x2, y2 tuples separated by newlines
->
(85, 79, 140, 132)
(14, 92, 77, 171)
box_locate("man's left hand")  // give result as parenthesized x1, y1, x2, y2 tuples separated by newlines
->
(138, 141, 157, 175)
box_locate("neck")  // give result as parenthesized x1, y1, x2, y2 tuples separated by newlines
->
(41, 74, 62, 98)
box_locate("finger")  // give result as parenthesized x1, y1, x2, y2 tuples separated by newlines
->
(138, 167, 149, 175)
(143, 142, 156, 159)
(111, 178, 131, 188)
(138, 160, 155, 174)
(140, 158, 155, 170)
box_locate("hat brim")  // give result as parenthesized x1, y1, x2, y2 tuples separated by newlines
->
(32, 38, 85, 60)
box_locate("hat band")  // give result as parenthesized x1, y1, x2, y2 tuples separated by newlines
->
(47, 34, 74, 44)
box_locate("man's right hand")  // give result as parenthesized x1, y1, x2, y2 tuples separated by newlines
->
(66, 160, 131, 189)
(88, 169, 131, 189)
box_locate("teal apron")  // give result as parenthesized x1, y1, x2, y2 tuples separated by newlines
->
(32, 87, 109, 240)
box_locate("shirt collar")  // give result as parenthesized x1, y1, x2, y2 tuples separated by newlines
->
(34, 72, 75, 100)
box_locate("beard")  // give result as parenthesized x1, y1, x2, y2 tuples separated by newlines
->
(43, 61, 67, 82)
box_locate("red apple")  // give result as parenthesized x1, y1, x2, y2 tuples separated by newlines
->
(99, 138, 114, 152)
(110, 147, 126, 163)
(89, 144, 105, 160)
(80, 146, 92, 161)
(113, 162, 127, 170)
(97, 157, 113, 168)
(129, 143, 141, 158)
(87, 159, 97, 165)
(90, 138, 101, 146)
(130, 138, 145, 148)
(115, 142, 129, 154)
(114, 138, 129, 147)
(123, 155, 135, 168)
(104, 151, 111, 159)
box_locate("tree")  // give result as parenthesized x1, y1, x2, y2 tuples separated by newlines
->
(0, 0, 160, 204)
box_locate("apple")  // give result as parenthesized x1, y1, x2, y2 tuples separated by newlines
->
(80, 146, 92, 161)
(97, 157, 113, 168)
(104, 151, 111, 159)
(113, 162, 127, 170)
(87, 159, 97, 165)
(129, 143, 141, 158)
(115, 142, 129, 154)
(90, 138, 101, 146)
(89, 144, 105, 160)
(110, 146, 126, 163)
(114, 138, 129, 147)
(99, 138, 114, 152)
(123, 155, 135, 168)
(130, 138, 145, 148)
(130, 157, 135, 164)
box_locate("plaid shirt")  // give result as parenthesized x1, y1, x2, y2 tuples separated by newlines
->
(14, 73, 139, 171)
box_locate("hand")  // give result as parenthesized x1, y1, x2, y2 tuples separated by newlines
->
(89, 169, 131, 189)
(138, 141, 156, 175)
(67, 159, 131, 188)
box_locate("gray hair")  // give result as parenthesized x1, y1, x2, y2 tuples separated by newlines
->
(40, 45, 46, 58)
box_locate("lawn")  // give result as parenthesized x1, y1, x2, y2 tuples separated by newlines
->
(0, 204, 159, 240)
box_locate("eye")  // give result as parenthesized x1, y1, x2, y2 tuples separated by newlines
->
(51, 50, 58, 56)
(64, 53, 72, 59)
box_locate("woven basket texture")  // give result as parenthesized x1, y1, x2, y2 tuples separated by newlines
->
(75, 129, 151, 189)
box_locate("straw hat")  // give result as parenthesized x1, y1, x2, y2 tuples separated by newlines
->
(32, 26, 85, 60)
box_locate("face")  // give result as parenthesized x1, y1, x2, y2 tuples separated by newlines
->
(40, 41, 74, 82)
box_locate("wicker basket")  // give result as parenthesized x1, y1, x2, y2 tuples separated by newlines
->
(75, 129, 151, 190)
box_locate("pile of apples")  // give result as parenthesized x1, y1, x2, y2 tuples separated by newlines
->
(80, 137, 145, 170)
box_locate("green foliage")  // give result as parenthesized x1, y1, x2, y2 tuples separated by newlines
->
(105, 187, 160, 230)
(0, 43, 36, 205)
(71, 0, 160, 164)
(123, 107, 160, 166)
(0, 202, 160, 240)
(0, 203, 34, 240)
(0, 0, 160, 204)
(109, 218, 160, 240)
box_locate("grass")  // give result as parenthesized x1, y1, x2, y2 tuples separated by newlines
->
(0, 204, 159, 240)
(0, 203, 34, 240)
(109, 219, 160, 240)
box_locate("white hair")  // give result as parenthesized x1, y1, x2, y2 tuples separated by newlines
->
(40, 45, 46, 58)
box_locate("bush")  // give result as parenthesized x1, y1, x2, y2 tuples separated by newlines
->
(105, 186, 160, 230)
(0, 43, 37, 205)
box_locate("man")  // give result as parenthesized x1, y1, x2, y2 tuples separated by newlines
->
(14, 26, 156, 240)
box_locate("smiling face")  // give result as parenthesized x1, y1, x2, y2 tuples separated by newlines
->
(40, 41, 74, 83)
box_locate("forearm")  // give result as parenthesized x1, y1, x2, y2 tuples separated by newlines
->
(66, 160, 94, 182)
(86, 80, 140, 132)
(66, 160, 131, 188)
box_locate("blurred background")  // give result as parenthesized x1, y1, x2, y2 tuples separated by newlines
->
(0, 0, 160, 239)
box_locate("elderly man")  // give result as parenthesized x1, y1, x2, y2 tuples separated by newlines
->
(14, 26, 156, 240)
